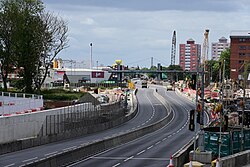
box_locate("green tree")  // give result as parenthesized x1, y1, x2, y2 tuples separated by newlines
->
(166, 65, 184, 81)
(0, 0, 20, 91)
(0, 0, 68, 93)
(219, 48, 230, 79)
(206, 59, 218, 82)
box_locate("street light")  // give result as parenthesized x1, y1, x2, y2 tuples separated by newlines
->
(90, 43, 93, 69)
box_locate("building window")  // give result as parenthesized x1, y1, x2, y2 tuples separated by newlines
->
(239, 46, 246, 50)
(239, 38, 246, 42)
(239, 60, 244, 64)
(239, 53, 246, 56)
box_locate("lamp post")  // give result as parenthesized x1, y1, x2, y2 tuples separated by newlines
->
(90, 43, 93, 69)
(97, 60, 99, 70)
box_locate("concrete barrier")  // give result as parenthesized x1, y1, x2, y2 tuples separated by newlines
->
(24, 91, 173, 167)
(0, 90, 139, 155)
(219, 150, 250, 167)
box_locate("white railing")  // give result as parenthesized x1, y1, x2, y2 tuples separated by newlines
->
(0, 92, 43, 116)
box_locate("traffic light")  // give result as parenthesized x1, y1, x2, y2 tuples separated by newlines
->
(189, 109, 195, 131)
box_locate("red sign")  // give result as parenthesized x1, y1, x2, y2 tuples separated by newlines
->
(57, 71, 65, 75)
(92, 72, 104, 78)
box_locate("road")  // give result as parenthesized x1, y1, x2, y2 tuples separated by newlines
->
(0, 88, 168, 167)
(67, 86, 198, 167)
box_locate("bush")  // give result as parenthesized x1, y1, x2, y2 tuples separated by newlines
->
(41, 89, 86, 101)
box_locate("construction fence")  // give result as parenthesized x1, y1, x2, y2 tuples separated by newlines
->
(204, 127, 250, 157)
(38, 101, 126, 137)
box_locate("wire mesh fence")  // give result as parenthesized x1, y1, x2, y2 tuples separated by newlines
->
(38, 101, 126, 137)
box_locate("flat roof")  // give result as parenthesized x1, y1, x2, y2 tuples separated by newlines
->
(230, 30, 250, 37)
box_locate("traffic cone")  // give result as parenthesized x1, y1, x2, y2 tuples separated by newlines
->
(216, 158, 220, 167)
(167, 155, 174, 167)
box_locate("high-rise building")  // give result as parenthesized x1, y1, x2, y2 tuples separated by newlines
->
(211, 37, 230, 60)
(230, 31, 250, 80)
(179, 38, 201, 71)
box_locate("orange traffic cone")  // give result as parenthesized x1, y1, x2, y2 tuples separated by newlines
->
(216, 158, 220, 167)
(167, 155, 174, 167)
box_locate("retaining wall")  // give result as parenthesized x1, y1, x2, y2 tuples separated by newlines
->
(0, 102, 96, 144)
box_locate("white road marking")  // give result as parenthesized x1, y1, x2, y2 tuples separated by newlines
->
(147, 145, 153, 149)
(45, 151, 58, 156)
(124, 156, 134, 162)
(137, 150, 145, 155)
(62, 146, 77, 151)
(3, 163, 15, 167)
(22, 157, 38, 163)
(112, 163, 121, 167)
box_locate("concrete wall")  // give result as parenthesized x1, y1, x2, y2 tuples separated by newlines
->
(220, 150, 250, 167)
(0, 90, 138, 154)
(0, 102, 97, 144)
(0, 92, 43, 115)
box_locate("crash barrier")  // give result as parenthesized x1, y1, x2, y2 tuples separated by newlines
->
(0, 90, 138, 155)
(24, 91, 173, 167)
(219, 149, 250, 167)
(0, 92, 43, 116)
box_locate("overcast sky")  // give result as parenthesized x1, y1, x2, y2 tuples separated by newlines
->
(42, 0, 250, 68)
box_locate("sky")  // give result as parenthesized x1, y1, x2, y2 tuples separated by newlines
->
(42, 0, 250, 68)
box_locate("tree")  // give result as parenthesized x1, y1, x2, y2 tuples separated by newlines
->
(33, 13, 68, 93)
(218, 48, 230, 79)
(0, 0, 68, 93)
(206, 59, 218, 82)
(0, 0, 20, 91)
(166, 64, 184, 80)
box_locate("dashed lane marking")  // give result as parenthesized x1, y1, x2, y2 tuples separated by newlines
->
(136, 150, 145, 155)
(124, 156, 134, 162)
(112, 163, 121, 167)
(22, 157, 38, 163)
(45, 151, 58, 156)
(3, 163, 15, 167)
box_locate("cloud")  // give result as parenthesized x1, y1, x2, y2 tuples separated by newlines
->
(44, 0, 242, 12)
(80, 17, 96, 25)
(42, 0, 250, 67)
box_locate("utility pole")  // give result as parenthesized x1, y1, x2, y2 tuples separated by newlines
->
(90, 43, 93, 69)
(193, 46, 201, 159)
(241, 61, 249, 151)
(151, 57, 153, 68)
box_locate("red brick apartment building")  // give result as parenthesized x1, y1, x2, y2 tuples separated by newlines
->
(230, 31, 250, 80)
(179, 38, 201, 71)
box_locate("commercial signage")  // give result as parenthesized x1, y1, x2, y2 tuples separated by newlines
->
(92, 71, 104, 78)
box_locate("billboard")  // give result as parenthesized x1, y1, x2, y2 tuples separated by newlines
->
(92, 71, 104, 78)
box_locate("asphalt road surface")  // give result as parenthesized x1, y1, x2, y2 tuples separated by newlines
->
(0, 88, 168, 167)
(67, 86, 200, 167)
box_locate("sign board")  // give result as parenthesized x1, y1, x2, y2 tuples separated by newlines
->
(92, 72, 104, 78)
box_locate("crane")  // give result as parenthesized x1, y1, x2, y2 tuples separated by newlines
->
(171, 31, 176, 66)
